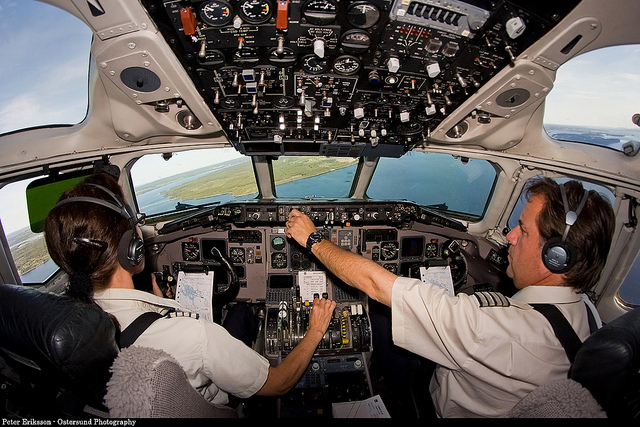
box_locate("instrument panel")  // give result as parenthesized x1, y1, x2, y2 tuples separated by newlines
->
(149, 201, 511, 303)
(141, 0, 580, 156)
(147, 200, 510, 413)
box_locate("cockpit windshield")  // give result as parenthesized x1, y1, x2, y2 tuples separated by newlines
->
(131, 148, 497, 221)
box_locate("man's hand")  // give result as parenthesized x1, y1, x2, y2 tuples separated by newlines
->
(151, 273, 174, 298)
(285, 208, 318, 247)
(308, 296, 337, 337)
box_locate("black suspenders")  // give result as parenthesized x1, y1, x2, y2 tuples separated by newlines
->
(531, 302, 597, 363)
(119, 311, 164, 349)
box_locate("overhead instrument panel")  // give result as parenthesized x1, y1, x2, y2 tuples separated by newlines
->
(142, 0, 580, 157)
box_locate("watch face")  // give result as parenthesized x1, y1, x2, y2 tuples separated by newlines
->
(307, 231, 323, 250)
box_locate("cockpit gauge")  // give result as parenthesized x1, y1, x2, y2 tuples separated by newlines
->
(301, 54, 328, 74)
(239, 0, 273, 25)
(271, 252, 288, 269)
(268, 47, 297, 67)
(340, 29, 371, 55)
(232, 47, 260, 66)
(346, 2, 381, 29)
(230, 247, 246, 263)
(182, 242, 200, 261)
(332, 55, 362, 76)
(271, 235, 286, 251)
(302, 0, 338, 25)
(426, 242, 439, 258)
(199, 0, 233, 27)
(380, 241, 398, 261)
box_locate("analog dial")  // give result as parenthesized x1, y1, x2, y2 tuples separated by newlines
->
(199, 0, 233, 27)
(271, 235, 286, 251)
(346, 2, 381, 29)
(230, 247, 246, 263)
(302, 0, 338, 25)
(341, 29, 371, 54)
(301, 54, 328, 74)
(182, 242, 200, 261)
(271, 252, 288, 269)
(380, 241, 398, 261)
(239, 0, 273, 24)
(333, 55, 362, 75)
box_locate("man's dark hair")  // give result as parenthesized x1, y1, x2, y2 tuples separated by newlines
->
(525, 177, 615, 292)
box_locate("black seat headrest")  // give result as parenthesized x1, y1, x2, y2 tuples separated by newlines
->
(0, 284, 119, 402)
(571, 308, 640, 418)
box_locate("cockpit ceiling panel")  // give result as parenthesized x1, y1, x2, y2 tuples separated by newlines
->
(139, 0, 580, 157)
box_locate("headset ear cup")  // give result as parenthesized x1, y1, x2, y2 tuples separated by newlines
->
(118, 230, 145, 270)
(542, 236, 574, 274)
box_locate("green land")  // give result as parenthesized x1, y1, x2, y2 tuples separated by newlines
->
(13, 156, 357, 276)
(162, 156, 357, 200)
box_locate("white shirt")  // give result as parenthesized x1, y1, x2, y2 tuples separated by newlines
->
(391, 277, 601, 418)
(94, 288, 270, 405)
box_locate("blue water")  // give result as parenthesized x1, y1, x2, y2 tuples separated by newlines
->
(136, 153, 496, 218)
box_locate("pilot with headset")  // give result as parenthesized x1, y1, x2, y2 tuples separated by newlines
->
(44, 172, 336, 408)
(285, 176, 615, 418)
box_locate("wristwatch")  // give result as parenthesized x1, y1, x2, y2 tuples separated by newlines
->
(306, 231, 324, 251)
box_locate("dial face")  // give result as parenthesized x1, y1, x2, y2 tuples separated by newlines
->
(426, 242, 439, 258)
(340, 29, 371, 54)
(230, 247, 246, 263)
(380, 241, 398, 261)
(301, 54, 328, 74)
(346, 2, 381, 29)
(182, 242, 200, 261)
(239, 0, 273, 24)
(200, 0, 233, 27)
(271, 235, 286, 251)
(333, 55, 362, 75)
(271, 252, 288, 269)
(302, 0, 338, 25)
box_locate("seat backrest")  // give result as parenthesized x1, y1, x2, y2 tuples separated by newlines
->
(570, 308, 640, 418)
(105, 345, 238, 418)
(505, 378, 606, 418)
(0, 284, 119, 415)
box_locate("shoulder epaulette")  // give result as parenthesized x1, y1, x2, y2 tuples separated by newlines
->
(166, 310, 200, 319)
(474, 291, 510, 307)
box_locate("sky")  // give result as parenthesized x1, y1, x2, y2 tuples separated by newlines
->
(0, 0, 639, 235)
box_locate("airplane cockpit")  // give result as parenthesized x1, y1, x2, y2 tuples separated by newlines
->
(0, 0, 639, 419)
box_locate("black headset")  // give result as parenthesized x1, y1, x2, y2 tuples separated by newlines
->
(541, 183, 589, 274)
(54, 184, 145, 271)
